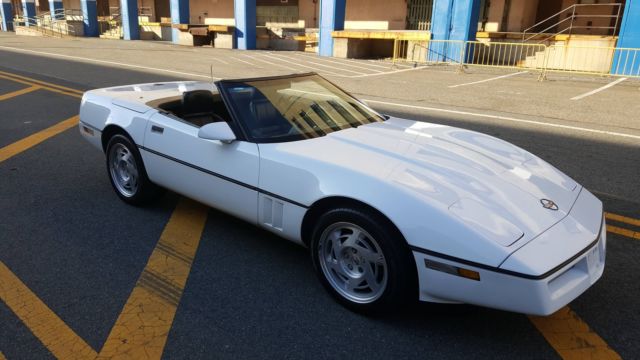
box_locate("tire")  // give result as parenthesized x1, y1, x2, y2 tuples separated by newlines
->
(310, 207, 417, 314)
(105, 134, 162, 206)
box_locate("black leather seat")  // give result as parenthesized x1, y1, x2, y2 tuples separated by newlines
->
(248, 98, 291, 137)
(181, 90, 225, 127)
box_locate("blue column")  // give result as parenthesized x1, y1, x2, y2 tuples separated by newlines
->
(49, 0, 64, 20)
(430, 0, 453, 42)
(22, 0, 36, 26)
(611, 0, 640, 75)
(1, 0, 13, 31)
(430, 0, 480, 62)
(121, 0, 139, 40)
(234, 0, 256, 50)
(170, 0, 189, 44)
(318, 0, 345, 57)
(80, 0, 98, 36)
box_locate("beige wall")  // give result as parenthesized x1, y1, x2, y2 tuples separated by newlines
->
(561, 0, 620, 35)
(298, 0, 317, 28)
(506, 0, 538, 32)
(191, 0, 233, 24)
(481, 0, 621, 34)
(483, 0, 505, 32)
(345, 0, 407, 30)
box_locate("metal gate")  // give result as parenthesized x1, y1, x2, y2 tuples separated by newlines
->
(406, 0, 433, 31)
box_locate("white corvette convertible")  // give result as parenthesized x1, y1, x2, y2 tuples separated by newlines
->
(79, 73, 605, 315)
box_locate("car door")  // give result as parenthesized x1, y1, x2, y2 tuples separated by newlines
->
(141, 112, 259, 224)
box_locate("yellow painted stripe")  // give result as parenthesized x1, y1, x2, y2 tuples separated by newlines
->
(607, 225, 640, 240)
(0, 261, 98, 359)
(0, 351, 6, 360)
(529, 307, 621, 360)
(0, 70, 84, 95)
(0, 86, 41, 101)
(0, 115, 79, 163)
(605, 212, 640, 227)
(97, 198, 208, 359)
(0, 74, 82, 99)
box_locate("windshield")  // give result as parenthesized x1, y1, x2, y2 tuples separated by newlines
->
(218, 74, 384, 143)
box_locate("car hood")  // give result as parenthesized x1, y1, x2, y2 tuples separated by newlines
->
(260, 117, 580, 251)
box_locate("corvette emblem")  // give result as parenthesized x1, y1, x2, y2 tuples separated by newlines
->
(540, 199, 559, 211)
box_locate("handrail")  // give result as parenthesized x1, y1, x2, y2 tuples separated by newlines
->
(13, 14, 78, 37)
(52, 8, 84, 20)
(522, 3, 622, 44)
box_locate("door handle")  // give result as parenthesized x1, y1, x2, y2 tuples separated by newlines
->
(151, 125, 164, 134)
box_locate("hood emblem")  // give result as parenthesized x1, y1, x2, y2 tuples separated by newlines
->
(540, 199, 559, 211)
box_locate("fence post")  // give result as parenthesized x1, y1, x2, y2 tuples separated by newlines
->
(392, 38, 398, 66)
(539, 44, 549, 81)
(458, 41, 466, 73)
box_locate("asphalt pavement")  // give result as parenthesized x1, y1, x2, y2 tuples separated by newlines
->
(0, 34, 639, 360)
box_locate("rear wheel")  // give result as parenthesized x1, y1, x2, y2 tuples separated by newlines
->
(310, 207, 416, 313)
(106, 134, 162, 205)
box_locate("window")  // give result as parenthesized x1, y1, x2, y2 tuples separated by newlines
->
(219, 74, 384, 143)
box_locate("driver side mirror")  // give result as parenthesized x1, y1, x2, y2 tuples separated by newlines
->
(198, 122, 236, 144)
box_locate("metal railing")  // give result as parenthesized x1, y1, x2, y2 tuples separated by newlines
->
(51, 8, 84, 20)
(13, 15, 77, 37)
(99, 14, 123, 39)
(393, 40, 465, 65)
(138, 6, 153, 19)
(522, 3, 622, 44)
(392, 38, 640, 78)
(463, 41, 547, 70)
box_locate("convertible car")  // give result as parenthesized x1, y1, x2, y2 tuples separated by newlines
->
(79, 73, 605, 315)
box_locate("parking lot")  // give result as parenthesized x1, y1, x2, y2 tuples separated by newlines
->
(0, 33, 639, 359)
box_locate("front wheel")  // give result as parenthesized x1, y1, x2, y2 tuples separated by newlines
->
(106, 134, 162, 206)
(310, 208, 417, 313)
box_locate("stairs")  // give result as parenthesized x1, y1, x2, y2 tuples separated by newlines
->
(99, 19, 123, 39)
(14, 11, 82, 38)
(519, 35, 617, 72)
(99, 26, 123, 39)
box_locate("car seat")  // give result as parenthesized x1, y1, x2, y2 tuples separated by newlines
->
(181, 90, 226, 127)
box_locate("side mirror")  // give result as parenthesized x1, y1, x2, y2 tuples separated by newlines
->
(198, 122, 236, 144)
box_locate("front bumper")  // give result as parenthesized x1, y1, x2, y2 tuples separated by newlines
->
(414, 191, 606, 316)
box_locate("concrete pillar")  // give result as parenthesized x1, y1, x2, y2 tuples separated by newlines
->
(1, 0, 13, 31)
(430, 0, 480, 62)
(22, 0, 36, 26)
(49, 0, 64, 20)
(170, 0, 189, 44)
(234, 0, 256, 50)
(318, 0, 345, 57)
(80, 0, 98, 36)
(611, 0, 640, 75)
(121, 0, 139, 40)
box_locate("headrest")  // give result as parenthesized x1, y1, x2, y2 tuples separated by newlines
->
(182, 90, 215, 115)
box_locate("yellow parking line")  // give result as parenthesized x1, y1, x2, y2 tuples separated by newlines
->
(0, 70, 84, 95)
(607, 225, 640, 240)
(98, 198, 208, 359)
(0, 86, 41, 101)
(605, 212, 640, 227)
(0, 115, 79, 163)
(529, 307, 621, 360)
(0, 74, 82, 99)
(0, 261, 98, 359)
